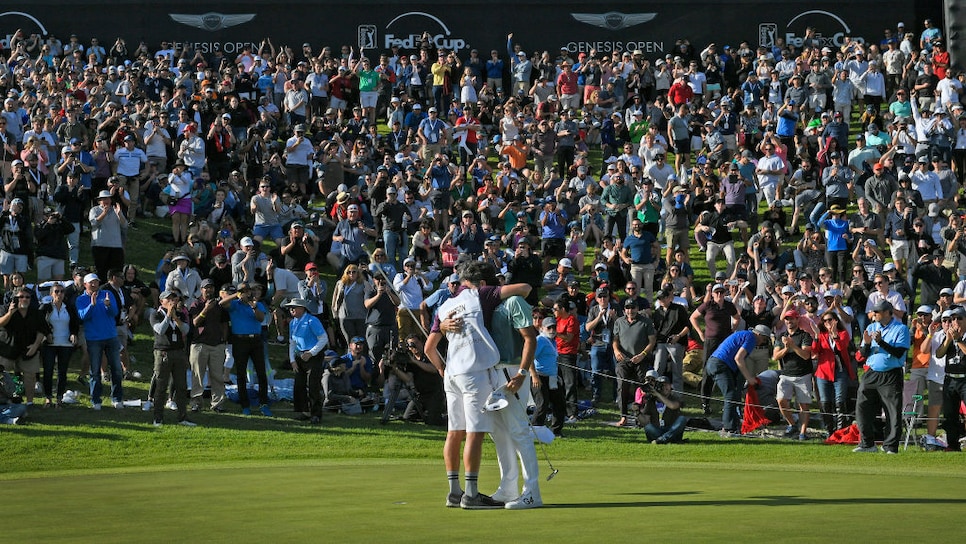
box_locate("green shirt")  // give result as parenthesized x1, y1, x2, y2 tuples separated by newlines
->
(633, 192, 661, 223)
(600, 182, 634, 215)
(359, 70, 380, 92)
(629, 120, 649, 143)
(492, 296, 533, 365)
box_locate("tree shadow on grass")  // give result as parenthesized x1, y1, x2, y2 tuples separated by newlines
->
(549, 496, 966, 509)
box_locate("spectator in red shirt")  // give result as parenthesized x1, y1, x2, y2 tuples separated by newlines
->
(667, 76, 694, 107)
(554, 300, 581, 424)
(556, 62, 580, 111)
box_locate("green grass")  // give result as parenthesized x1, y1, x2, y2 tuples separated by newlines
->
(3, 455, 963, 542)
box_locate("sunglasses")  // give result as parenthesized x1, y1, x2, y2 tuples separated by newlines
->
(52, 290, 64, 294)
(823, 318, 837, 323)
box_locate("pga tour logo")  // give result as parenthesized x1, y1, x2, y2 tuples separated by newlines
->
(358, 25, 377, 49)
(759, 23, 779, 47)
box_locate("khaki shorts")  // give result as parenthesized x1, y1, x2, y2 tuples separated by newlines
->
(1, 352, 40, 374)
(777, 373, 813, 405)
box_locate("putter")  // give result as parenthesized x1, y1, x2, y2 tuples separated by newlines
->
(502, 368, 558, 481)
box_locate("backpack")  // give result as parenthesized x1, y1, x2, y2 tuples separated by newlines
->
(0, 370, 17, 404)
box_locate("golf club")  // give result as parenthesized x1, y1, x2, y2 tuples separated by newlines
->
(502, 368, 558, 481)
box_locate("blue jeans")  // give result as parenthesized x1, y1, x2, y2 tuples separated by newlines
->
(88, 336, 123, 405)
(1, 402, 27, 424)
(432, 85, 446, 109)
(589, 343, 614, 402)
(644, 414, 689, 442)
(707, 356, 742, 432)
(816, 375, 849, 405)
(853, 313, 868, 343)
(383, 230, 403, 270)
(42, 345, 74, 400)
(67, 221, 81, 264)
(808, 202, 826, 226)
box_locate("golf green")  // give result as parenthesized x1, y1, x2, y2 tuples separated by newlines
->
(6, 460, 960, 542)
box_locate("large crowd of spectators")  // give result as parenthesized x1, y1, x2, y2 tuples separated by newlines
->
(0, 19, 964, 449)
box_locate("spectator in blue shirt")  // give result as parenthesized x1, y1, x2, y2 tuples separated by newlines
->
(533, 317, 565, 437)
(622, 218, 659, 302)
(706, 325, 772, 435)
(539, 196, 567, 269)
(220, 283, 272, 416)
(75, 273, 122, 410)
(403, 104, 427, 139)
(421, 273, 461, 327)
(286, 298, 329, 424)
(340, 336, 374, 394)
(854, 300, 910, 454)
(818, 205, 852, 284)
(485, 50, 504, 93)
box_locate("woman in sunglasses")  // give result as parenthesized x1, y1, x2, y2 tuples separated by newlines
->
(811, 310, 855, 434)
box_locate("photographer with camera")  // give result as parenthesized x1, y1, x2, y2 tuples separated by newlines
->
(148, 290, 195, 427)
(382, 335, 444, 425)
(51, 170, 88, 267)
(34, 206, 74, 282)
(640, 372, 687, 444)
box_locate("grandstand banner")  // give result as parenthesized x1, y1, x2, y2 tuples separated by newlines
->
(1, 2, 916, 59)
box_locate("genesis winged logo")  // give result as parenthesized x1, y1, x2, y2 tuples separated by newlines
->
(169, 12, 256, 32)
(571, 12, 656, 31)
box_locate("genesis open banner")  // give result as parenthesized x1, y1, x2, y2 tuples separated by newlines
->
(1, 1, 916, 60)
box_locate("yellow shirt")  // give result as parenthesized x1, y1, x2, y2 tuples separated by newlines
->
(431, 62, 450, 86)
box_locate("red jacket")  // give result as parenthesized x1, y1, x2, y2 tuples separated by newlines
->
(812, 329, 855, 381)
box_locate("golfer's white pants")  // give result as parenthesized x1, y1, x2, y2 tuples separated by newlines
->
(490, 379, 541, 502)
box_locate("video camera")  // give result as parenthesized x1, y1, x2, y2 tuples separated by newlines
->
(381, 342, 411, 376)
(642, 375, 658, 396)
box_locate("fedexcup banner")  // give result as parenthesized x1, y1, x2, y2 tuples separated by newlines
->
(0, 1, 916, 58)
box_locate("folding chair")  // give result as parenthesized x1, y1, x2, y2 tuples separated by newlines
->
(902, 394, 924, 450)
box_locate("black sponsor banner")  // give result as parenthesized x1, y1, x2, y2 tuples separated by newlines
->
(0, 2, 916, 58)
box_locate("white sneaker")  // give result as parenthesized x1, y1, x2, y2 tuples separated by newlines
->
(92, 403, 102, 411)
(166, 399, 178, 411)
(505, 494, 543, 510)
(111, 400, 123, 409)
(152, 419, 163, 427)
(141, 400, 153, 411)
(178, 420, 198, 427)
